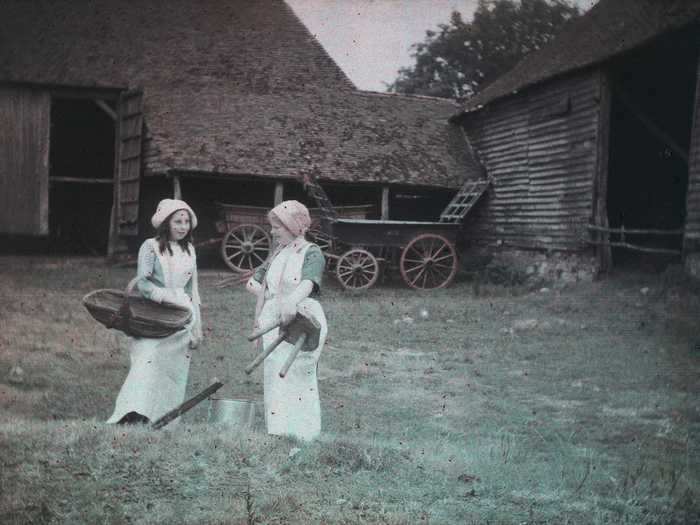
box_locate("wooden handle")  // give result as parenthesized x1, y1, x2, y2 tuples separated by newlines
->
(244, 333, 285, 375)
(278, 333, 307, 378)
(247, 319, 282, 342)
(151, 381, 224, 430)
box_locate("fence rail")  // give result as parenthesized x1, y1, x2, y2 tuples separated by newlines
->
(587, 224, 683, 256)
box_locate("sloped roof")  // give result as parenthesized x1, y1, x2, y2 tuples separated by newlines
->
(148, 88, 474, 187)
(0, 0, 475, 188)
(461, 0, 700, 112)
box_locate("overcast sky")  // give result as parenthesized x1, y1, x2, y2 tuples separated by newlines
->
(286, 0, 598, 92)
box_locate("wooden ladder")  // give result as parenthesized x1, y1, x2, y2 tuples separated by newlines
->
(439, 178, 491, 223)
(301, 173, 338, 222)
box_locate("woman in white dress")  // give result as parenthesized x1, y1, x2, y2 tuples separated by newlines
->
(246, 200, 327, 441)
(107, 199, 203, 425)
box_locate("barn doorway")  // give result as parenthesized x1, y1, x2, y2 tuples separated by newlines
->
(48, 98, 116, 254)
(605, 25, 699, 269)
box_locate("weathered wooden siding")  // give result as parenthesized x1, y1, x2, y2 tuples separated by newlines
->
(461, 70, 600, 251)
(684, 51, 700, 248)
(0, 86, 50, 235)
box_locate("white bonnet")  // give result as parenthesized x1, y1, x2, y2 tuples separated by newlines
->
(151, 199, 198, 229)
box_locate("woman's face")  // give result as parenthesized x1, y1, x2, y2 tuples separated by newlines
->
(269, 215, 295, 247)
(169, 210, 191, 241)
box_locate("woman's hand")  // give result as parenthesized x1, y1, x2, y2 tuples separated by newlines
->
(246, 276, 263, 296)
(189, 335, 202, 349)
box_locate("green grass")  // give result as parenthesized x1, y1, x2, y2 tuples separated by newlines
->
(1, 257, 699, 524)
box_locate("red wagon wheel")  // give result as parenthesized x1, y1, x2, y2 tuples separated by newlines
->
(400, 234, 458, 290)
(221, 224, 271, 272)
(335, 249, 379, 290)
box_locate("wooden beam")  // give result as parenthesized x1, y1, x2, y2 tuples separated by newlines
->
(594, 71, 613, 272)
(108, 98, 122, 258)
(612, 80, 689, 164)
(173, 175, 182, 199)
(50, 176, 113, 184)
(94, 99, 117, 121)
(274, 181, 284, 205)
(381, 186, 390, 220)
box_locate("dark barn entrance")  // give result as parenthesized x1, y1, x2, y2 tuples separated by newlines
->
(48, 98, 115, 254)
(606, 25, 699, 268)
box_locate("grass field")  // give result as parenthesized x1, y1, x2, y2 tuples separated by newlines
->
(1, 256, 699, 524)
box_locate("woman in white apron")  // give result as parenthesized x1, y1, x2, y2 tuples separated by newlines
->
(107, 199, 203, 425)
(246, 200, 327, 441)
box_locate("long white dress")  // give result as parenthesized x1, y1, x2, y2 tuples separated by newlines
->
(255, 239, 327, 441)
(107, 239, 202, 424)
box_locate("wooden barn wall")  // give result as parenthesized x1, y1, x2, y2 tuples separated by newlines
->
(0, 85, 50, 236)
(462, 70, 600, 251)
(684, 51, 700, 249)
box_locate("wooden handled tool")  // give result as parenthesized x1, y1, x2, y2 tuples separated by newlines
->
(151, 380, 225, 430)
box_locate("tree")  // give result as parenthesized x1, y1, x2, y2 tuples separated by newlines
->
(387, 0, 580, 99)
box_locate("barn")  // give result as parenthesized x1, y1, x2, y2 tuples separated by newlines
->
(0, 0, 477, 258)
(451, 0, 700, 273)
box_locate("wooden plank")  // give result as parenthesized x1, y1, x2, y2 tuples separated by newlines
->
(94, 99, 117, 121)
(592, 71, 613, 271)
(0, 86, 50, 235)
(50, 177, 113, 184)
(116, 88, 143, 237)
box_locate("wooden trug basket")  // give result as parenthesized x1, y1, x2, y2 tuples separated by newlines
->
(82, 277, 192, 338)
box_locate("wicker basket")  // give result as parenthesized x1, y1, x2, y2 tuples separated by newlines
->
(82, 277, 192, 338)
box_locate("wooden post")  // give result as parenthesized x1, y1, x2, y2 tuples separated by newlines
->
(593, 71, 613, 273)
(274, 181, 284, 206)
(107, 100, 122, 258)
(381, 186, 390, 220)
(173, 175, 182, 200)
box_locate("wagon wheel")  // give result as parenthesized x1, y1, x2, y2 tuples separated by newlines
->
(400, 234, 458, 290)
(306, 228, 334, 253)
(336, 249, 379, 290)
(220, 224, 271, 272)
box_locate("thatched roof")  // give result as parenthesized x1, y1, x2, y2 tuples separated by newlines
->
(0, 0, 474, 188)
(460, 0, 700, 113)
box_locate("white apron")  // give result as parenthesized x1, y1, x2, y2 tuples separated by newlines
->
(107, 241, 199, 424)
(257, 239, 327, 441)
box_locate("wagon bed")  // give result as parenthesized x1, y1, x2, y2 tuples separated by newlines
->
(302, 173, 491, 290)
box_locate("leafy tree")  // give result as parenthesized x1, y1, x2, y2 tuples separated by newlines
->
(387, 0, 580, 99)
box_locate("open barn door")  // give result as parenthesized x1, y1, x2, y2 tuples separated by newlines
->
(684, 49, 700, 252)
(115, 88, 143, 237)
(0, 86, 50, 236)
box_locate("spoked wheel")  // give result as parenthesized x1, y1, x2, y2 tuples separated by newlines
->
(220, 224, 272, 272)
(306, 228, 334, 253)
(335, 249, 380, 290)
(400, 234, 458, 290)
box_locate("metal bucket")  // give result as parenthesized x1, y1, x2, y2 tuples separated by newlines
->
(207, 398, 256, 429)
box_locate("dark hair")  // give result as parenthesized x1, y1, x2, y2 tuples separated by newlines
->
(155, 210, 193, 255)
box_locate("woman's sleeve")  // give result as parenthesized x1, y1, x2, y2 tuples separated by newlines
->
(253, 261, 268, 284)
(136, 240, 166, 303)
(300, 244, 325, 294)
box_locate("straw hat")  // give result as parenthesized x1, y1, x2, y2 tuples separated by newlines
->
(151, 199, 198, 229)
